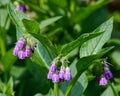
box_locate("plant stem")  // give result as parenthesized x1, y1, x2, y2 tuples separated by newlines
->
(54, 83, 59, 96)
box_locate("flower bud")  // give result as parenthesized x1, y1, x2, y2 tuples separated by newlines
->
(50, 61, 57, 72)
(104, 69, 113, 80)
(59, 67, 65, 80)
(64, 67, 72, 81)
(25, 46, 31, 57)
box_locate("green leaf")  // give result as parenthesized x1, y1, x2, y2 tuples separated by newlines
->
(108, 38, 120, 46)
(0, 9, 10, 29)
(8, 3, 28, 33)
(0, 0, 10, 5)
(5, 77, 14, 96)
(30, 41, 56, 77)
(64, 46, 113, 96)
(10, 66, 26, 78)
(60, 58, 88, 96)
(29, 33, 58, 55)
(70, 72, 88, 96)
(22, 19, 40, 34)
(34, 89, 54, 96)
(73, 0, 111, 23)
(111, 51, 120, 70)
(80, 17, 113, 58)
(40, 16, 62, 29)
(100, 86, 115, 96)
(1, 48, 17, 71)
(60, 32, 103, 56)
(27, 62, 51, 95)
(0, 93, 6, 96)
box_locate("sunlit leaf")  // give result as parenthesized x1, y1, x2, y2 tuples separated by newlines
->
(80, 17, 113, 58)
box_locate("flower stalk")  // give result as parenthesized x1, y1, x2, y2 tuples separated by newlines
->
(54, 83, 59, 96)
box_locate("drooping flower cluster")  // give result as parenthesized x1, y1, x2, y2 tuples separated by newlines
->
(13, 37, 36, 59)
(47, 61, 72, 83)
(97, 64, 113, 85)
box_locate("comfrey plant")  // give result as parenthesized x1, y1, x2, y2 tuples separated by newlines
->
(47, 57, 72, 83)
(95, 59, 113, 85)
(13, 36, 36, 59)
(8, 3, 115, 96)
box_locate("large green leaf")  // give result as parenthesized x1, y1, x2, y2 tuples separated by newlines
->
(26, 62, 51, 95)
(60, 32, 103, 56)
(64, 47, 113, 96)
(40, 16, 62, 29)
(61, 72, 88, 96)
(80, 17, 113, 58)
(0, 0, 10, 5)
(111, 51, 120, 70)
(22, 19, 40, 34)
(5, 77, 14, 96)
(0, 78, 14, 96)
(8, 3, 28, 33)
(29, 40, 56, 83)
(60, 58, 88, 96)
(100, 86, 115, 96)
(29, 33, 58, 55)
(0, 9, 10, 29)
(1, 48, 17, 71)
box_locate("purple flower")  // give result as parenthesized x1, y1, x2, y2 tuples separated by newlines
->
(64, 67, 72, 81)
(50, 61, 56, 72)
(16, 38, 26, 49)
(104, 64, 113, 80)
(18, 50, 25, 59)
(47, 71, 54, 79)
(19, 4, 26, 12)
(59, 67, 65, 80)
(99, 76, 108, 85)
(13, 46, 19, 56)
(104, 70, 113, 80)
(25, 46, 31, 57)
(52, 72, 59, 83)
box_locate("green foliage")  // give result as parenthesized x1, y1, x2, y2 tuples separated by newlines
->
(0, 78, 14, 96)
(60, 32, 103, 56)
(0, 0, 120, 96)
(100, 86, 116, 96)
(80, 17, 113, 58)
(8, 3, 28, 33)
(22, 19, 40, 34)
(40, 16, 62, 29)
(1, 48, 17, 71)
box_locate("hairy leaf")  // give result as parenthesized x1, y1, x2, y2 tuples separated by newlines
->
(60, 32, 103, 56)
(80, 17, 113, 58)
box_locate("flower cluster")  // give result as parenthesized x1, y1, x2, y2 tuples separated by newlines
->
(97, 64, 113, 85)
(13, 37, 36, 59)
(47, 61, 72, 83)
